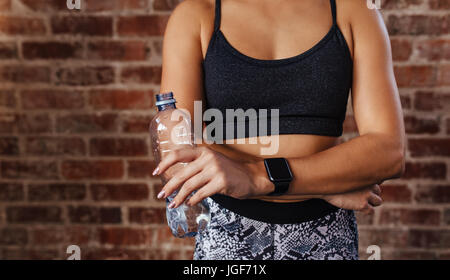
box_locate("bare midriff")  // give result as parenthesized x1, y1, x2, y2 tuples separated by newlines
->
(206, 134, 339, 203)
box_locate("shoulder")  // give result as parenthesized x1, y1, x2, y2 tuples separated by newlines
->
(337, 0, 385, 31)
(166, 0, 214, 35)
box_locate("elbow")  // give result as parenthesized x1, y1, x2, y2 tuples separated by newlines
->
(388, 142, 406, 179)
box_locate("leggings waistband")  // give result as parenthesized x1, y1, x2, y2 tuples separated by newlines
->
(210, 194, 340, 224)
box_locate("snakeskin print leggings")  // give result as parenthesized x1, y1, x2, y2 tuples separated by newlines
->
(194, 197, 359, 260)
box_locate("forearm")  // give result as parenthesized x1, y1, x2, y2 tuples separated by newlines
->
(249, 132, 405, 197)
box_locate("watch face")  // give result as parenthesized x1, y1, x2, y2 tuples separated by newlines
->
(265, 158, 293, 181)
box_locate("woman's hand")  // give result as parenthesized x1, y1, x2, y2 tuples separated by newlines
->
(154, 146, 273, 208)
(324, 184, 383, 214)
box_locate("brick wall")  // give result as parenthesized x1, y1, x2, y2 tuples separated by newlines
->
(0, 0, 449, 260)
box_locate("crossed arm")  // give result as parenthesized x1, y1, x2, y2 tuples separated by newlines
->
(156, 1, 405, 210)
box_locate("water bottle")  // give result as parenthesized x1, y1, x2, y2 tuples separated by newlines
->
(149, 92, 210, 238)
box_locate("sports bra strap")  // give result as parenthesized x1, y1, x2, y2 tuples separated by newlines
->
(214, 0, 221, 31)
(330, 0, 337, 25)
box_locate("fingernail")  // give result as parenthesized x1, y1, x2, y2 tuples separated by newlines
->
(168, 201, 176, 209)
(152, 166, 159, 176)
(157, 190, 165, 199)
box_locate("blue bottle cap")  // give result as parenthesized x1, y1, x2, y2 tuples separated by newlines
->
(155, 92, 176, 106)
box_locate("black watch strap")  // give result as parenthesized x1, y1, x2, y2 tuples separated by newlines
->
(267, 181, 290, 196)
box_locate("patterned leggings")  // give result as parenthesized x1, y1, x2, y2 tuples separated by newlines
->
(194, 197, 359, 260)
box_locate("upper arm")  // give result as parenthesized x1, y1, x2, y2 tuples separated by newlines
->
(160, 0, 211, 118)
(348, 1, 405, 147)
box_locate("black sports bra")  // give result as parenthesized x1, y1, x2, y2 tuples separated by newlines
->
(203, 0, 353, 140)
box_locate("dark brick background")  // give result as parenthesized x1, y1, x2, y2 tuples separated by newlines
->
(0, 0, 449, 260)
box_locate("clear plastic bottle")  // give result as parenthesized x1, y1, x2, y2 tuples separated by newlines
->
(149, 92, 210, 238)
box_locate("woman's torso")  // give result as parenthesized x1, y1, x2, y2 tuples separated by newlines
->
(199, 0, 354, 203)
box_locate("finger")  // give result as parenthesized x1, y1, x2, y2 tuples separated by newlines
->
(160, 158, 203, 199)
(372, 184, 381, 195)
(154, 147, 198, 176)
(169, 170, 212, 208)
(186, 180, 222, 206)
(368, 193, 383, 207)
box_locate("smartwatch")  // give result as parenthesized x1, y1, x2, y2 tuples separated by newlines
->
(263, 158, 293, 196)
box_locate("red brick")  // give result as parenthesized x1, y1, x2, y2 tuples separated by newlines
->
(400, 94, 411, 109)
(445, 209, 450, 225)
(381, 250, 437, 260)
(26, 137, 85, 156)
(414, 91, 450, 111)
(0, 183, 24, 201)
(99, 228, 153, 246)
(87, 40, 149, 61)
(0, 16, 46, 35)
(0, 137, 18, 155)
(355, 210, 374, 225)
(0, 65, 50, 83)
(68, 206, 121, 224)
(429, 0, 450, 9)
(90, 138, 148, 156)
(89, 89, 153, 109)
(402, 162, 446, 179)
(0, 228, 28, 245)
(85, 0, 148, 11)
(0, 42, 17, 59)
(55, 66, 114, 86)
(404, 116, 440, 134)
(382, 0, 423, 9)
(391, 39, 412, 61)
(409, 230, 450, 248)
(51, 16, 113, 36)
(409, 138, 450, 157)
(379, 208, 440, 226)
(394, 65, 437, 87)
(91, 183, 149, 201)
(120, 66, 162, 84)
(416, 185, 450, 203)
(448, 118, 450, 134)
(61, 160, 124, 180)
(21, 89, 84, 110)
(22, 41, 83, 60)
(122, 114, 153, 133)
(129, 207, 165, 224)
(128, 160, 158, 178)
(117, 15, 169, 36)
(416, 39, 450, 61)
(56, 113, 118, 134)
(1, 249, 59, 260)
(83, 249, 148, 260)
(20, 0, 68, 11)
(31, 226, 92, 245)
(153, 0, 182, 11)
(147, 248, 169, 260)
(17, 114, 52, 134)
(438, 252, 450, 260)
(439, 64, 450, 86)
(155, 226, 196, 246)
(0, 89, 15, 108)
(0, 113, 16, 133)
(387, 15, 449, 36)
(1, 160, 58, 179)
(6, 206, 62, 224)
(380, 184, 412, 203)
(28, 183, 86, 201)
(358, 228, 409, 248)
